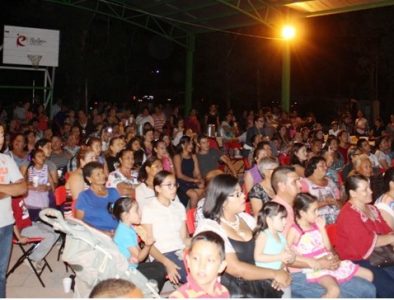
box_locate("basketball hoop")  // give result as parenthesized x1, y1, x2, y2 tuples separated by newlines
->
(27, 54, 42, 69)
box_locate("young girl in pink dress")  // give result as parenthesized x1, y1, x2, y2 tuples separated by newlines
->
(287, 193, 373, 298)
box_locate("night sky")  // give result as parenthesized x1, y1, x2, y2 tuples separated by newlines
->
(1, 0, 394, 121)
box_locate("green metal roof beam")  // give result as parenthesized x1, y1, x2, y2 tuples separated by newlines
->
(44, 0, 189, 48)
(106, 1, 192, 37)
(138, 0, 179, 11)
(192, 17, 264, 34)
(214, 0, 279, 29)
(156, 1, 219, 17)
(306, 0, 394, 17)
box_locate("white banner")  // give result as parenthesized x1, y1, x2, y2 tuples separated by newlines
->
(3, 25, 60, 67)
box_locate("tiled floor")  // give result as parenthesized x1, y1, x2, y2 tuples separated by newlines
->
(6, 241, 176, 298)
(6, 243, 73, 298)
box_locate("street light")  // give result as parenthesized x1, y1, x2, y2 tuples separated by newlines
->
(282, 25, 296, 40)
(281, 25, 296, 113)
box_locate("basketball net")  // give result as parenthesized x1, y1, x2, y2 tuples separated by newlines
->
(27, 54, 43, 69)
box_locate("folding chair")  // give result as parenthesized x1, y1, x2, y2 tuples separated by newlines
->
(7, 237, 52, 288)
(186, 208, 196, 236)
(54, 185, 67, 207)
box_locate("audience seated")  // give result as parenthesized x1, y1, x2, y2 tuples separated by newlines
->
(2, 100, 394, 297)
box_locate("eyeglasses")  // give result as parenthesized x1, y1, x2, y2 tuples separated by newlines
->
(160, 183, 179, 189)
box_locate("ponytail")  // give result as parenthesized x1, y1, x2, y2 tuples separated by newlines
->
(253, 202, 287, 239)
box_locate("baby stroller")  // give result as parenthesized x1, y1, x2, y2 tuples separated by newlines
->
(39, 208, 160, 298)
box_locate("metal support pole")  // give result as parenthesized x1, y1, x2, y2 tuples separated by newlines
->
(281, 42, 290, 112)
(48, 67, 56, 111)
(184, 33, 195, 116)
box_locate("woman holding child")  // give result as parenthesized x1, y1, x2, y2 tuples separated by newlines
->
(195, 174, 290, 298)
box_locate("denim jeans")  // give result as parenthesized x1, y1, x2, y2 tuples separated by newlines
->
(355, 259, 394, 298)
(21, 222, 59, 262)
(163, 250, 187, 283)
(0, 224, 13, 298)
(291, 271, 376, 298)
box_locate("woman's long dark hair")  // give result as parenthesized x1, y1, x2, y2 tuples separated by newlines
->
(202, 174, 238, 223)
(176, 135, 191, 154)
(27, 148, 45, 170)
(290, 143, 306, 167)
(138, 156, 161, 183)
(253, 202, 287, 239)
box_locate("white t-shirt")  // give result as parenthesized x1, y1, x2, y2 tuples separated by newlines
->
(375, 150, 391, 168)
(106, 169, 138, 188)
(0, 154, 24, 227)
(194, 212, 256, 254)
(135, 182, 180, 209)
(135, 183, 156, 209)
(141, 197, 186, 253)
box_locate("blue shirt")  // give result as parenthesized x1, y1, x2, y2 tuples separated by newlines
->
(114, 222, 138, 269)
(75, 188, 120, 231)
(255, 229, 286, 270)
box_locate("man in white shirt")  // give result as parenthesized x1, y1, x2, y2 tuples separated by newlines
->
(356, 138, 380, 170)
(0, 126, 27, 298)
(328, 121, 340, 136)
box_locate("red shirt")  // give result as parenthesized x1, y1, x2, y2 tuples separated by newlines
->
(338, 146, 349, 164)
(169, 275, 229, 298)
(272, 195, 294, 237)
(11, 197, 32, 230)
(336, 202, 392, 261)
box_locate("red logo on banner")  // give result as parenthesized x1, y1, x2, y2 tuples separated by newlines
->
(16, 34, 27, 47)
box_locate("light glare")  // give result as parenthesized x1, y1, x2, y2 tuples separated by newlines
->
(282, 25, 296, 40)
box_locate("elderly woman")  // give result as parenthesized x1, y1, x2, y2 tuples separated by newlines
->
(141, 170, 189, 285)
(75, 162, 120, 234)
(249, 157, 279, 218)
(375, 136, 392, 170)
(195, 174, 290, 298)
(300, 156, 341, 224)
(106, 149, 137, 198)
(244, 141, 272, 194)
(348, 153, 385, 201)
(8, 133, 30, 169)
(336, 174, 394, 298)
(375, 167, 394, 229)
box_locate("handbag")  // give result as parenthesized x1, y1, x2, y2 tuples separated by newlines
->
(368, 245, 394, 267)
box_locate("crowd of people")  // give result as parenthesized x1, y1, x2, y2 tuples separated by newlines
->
(0, 98, 394, 298)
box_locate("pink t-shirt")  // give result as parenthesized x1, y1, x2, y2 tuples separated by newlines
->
(272, 195, 294, 237)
